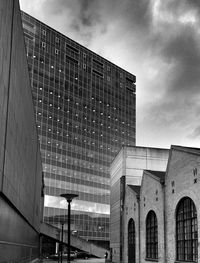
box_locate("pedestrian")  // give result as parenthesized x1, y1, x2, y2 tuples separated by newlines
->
(104, 251, 108, 262)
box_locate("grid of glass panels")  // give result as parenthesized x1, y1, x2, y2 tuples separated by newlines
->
(21, 11, 136, 243)
(146, 210, 158, 259)
(176, 197, 198, 262)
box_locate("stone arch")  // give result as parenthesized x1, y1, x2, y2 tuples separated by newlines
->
(176, 197, 198, 262)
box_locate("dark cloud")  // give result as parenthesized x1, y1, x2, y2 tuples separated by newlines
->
(119, 0, 153, 32)
(20, 0, 200, 147)
(40, 0, 101, 28)
(161, 28, 199, 65)
(34, 0, 154, 47)
(78, 0, 96, 26)
(76, 0, 101, 28)
(155, 0, 200, 91)
(160, 27, 200, 96)
(140, 0, 200, 143)
(80, 0, 91, 11)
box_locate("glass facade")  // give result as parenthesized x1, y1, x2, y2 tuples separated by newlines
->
(21, 11, 136, 244)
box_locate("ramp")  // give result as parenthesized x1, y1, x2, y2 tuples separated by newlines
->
(40, 222, 108, 258)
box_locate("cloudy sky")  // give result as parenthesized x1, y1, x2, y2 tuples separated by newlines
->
(19, 0, 200, 149)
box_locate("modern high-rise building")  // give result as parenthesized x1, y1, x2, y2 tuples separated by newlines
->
(21, 11, 136, 247)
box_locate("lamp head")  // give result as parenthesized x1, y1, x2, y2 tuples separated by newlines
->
(60, 193, 78, 202)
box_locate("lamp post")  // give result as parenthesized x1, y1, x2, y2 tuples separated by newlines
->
(60, 220, 65, 263)
(60, 193, 78, 263)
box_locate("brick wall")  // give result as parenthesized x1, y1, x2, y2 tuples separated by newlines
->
(121, 146, 200, 263)
(165, 149, 200, 263)
(140, 171, 165, 263)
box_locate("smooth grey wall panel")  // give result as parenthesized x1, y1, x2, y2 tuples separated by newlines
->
(1, 0, 43, 232)
(0, 196, 39, 262)
(0, 0, 43, 261)
(0, 0, 13, 191)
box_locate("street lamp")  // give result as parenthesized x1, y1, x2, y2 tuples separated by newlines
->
(60, 193, 78, 263)
(59, 220, 65, 263)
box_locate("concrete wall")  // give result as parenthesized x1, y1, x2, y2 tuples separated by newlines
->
(41, 222, 108, 258)
(165, 148, 200, 263)
(110, 150, 124, 262)
(125, 146, 169, 185)
(140, 171, 165, 263)
(110, 178, 122, 263)
(0, 0, 12, 191)
(0, 0, 43, 261)
(110, 149, 125, 187)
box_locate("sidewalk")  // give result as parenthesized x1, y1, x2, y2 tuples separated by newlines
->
(42, 258, 106, 263)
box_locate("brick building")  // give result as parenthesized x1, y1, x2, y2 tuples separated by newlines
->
(139, 170, 165, 263)
(110, 146, 169, 262)
(120, 145, 200, 263)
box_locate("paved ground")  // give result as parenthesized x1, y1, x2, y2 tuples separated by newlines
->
(43, 258, 106, 263)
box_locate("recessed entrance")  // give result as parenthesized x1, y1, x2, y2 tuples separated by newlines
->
(128, 218, 135, 263)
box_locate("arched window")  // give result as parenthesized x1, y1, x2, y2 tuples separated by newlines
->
(146, 210, 158, 259)
(128, 218, 135, 263)
(176, 197, 198, 262)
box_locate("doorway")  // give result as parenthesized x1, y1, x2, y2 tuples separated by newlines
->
(128, 218, 135, 263)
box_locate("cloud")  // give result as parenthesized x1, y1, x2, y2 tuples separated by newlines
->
(163, 0, 200, 17)
(19, 0, 200, 148)
(160, 26, 200, 95)
(136, 0, 200, 146)
(188, 126, 200, 139)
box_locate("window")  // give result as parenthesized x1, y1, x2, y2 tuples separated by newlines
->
(65, 43, 79, 53)
(93, 59, 103, 68)
(42, 42, 46, 48)
(55, 49, 59, 55)
(176, 197, 198, 262)
(146, 210, 158, 260)
(42, 29, 46, 36)
(55, 36, 59, 43)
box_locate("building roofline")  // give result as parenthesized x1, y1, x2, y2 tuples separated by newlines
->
(121, 144, 169, 151)
(171, 145, 200, 156)
(144, 170, 165, 182)
(21, 10, 136, 81)
(127, 184, 141, 194)
(111, 145, 169, 167)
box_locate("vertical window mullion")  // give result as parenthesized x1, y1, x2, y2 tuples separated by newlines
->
(176, 197, 198, 262)
(146, 211, 158, 260)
